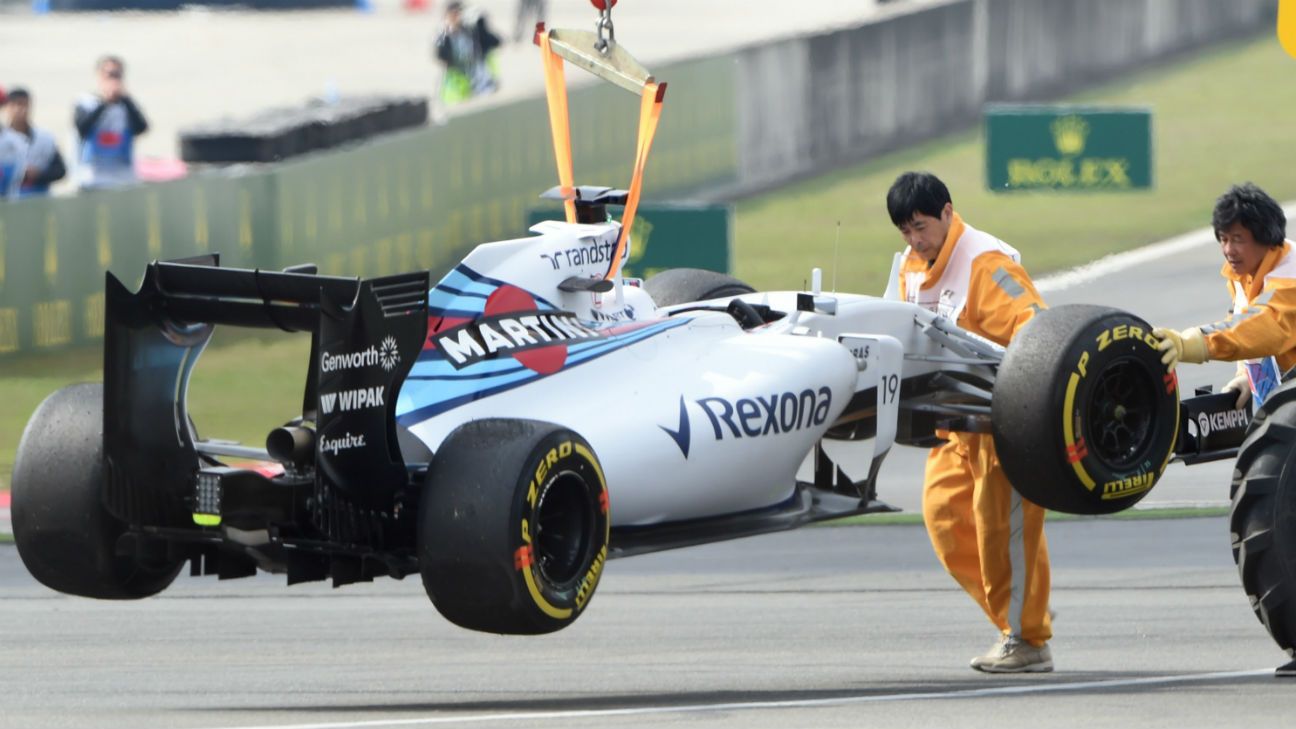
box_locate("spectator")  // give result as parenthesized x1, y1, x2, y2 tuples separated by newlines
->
(434, 2, 501, 105)
(0, 87, 30, 201)
(74, 55, 148, 190)
(6, 88, 66, 197)
(514, 0, 546, 43)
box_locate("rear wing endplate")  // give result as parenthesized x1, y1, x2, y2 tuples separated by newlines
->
(101, 255, 428, 526)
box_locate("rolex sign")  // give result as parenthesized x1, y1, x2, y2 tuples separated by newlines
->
(984, 106, 1152, 192)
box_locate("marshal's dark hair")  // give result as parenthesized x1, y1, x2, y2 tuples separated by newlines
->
(96, 55, 125, 72)
(886, 172, 951, 227)
(1213, 183, 1286, 247)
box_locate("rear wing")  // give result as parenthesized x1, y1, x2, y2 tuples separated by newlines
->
(101, 255, 428, 527)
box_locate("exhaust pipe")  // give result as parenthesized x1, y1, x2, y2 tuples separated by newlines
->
(266, 426, 316, 469)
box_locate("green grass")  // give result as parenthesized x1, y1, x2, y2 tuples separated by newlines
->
(3, 35, 1295, 489)
(734, 35, 1296, 292)
(0, 332, 310, 490)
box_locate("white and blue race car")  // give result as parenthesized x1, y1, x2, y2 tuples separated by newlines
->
(15, 182, 1233, 639)
(16, 8, 1288, 659)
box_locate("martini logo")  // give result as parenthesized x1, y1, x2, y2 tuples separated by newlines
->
(430, 285, 601, 374)
(320, 386, 385, 415)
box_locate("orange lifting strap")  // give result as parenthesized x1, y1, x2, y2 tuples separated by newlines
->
(537, 25, 666, 281)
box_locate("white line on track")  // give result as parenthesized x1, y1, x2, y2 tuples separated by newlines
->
(1034, 202, 1296, 294)
(202, 669, 1273, 729)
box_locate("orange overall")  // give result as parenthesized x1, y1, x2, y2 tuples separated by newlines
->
(899, 213, 1053, 646)
(1202, 241, 1296, 371)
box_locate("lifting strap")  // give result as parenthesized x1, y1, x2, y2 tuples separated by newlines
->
(538, 30, 577, 225)
(536, 22, 666, 281)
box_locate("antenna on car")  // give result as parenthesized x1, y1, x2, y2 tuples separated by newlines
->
(832, 221, 841, 293)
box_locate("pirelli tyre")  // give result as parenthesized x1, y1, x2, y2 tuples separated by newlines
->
(12, 383, 183, 599)
(992, 305, 1180, 515)
(418, 419, 610, 635)
(1230, 381, 1296, 659)
(644, 268, 756, 307)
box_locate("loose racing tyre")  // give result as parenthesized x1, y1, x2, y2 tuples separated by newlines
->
(12, 383, 183, 599)
(1230, 381, 1296, 659)
(643, 268, 755, 307)
(418, 419, 610, 635)
(992, 305, 1179, 515)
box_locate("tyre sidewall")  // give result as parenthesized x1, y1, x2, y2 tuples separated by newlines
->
(418, 419, 611, 634)
(995, 307, 1180, 515)
(1059, 318, 1179, 512)
(12, 383, 181, 599)
(643, 268, 755, 307)
(508, 430, 610, 630)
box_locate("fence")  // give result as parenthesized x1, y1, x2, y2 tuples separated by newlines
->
(732, 0, 1276, 193)
(0, 54, 737, 355)
(0, 0, 1276, 356)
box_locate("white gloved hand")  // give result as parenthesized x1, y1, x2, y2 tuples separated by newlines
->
(1222, 372, 1251, 410)
(1152, 327, 1208, 372)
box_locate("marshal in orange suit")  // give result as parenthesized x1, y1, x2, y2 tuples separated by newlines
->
(889, 171, 1054, 673)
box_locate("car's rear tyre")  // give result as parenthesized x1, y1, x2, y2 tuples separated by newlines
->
(418, 419, 610, 634)
(992, 305, 1180, 515)
(644, 268, 755, 307)
(12, 383, 183, 599)
(1230, 381, 1296, 659)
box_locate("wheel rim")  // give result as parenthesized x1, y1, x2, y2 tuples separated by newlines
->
(534, 470, 595, 586)
(1084, 358, 1156, 470)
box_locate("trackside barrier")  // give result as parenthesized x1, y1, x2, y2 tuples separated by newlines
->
(0, 55, 737, 357)
(732, 0, 1275, 192)
(0, 0, 1276, 356)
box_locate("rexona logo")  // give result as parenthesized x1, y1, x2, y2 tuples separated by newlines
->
(321, 335, 401, 373)
(319, 432, 366, 456)
(434, 312, 598, 369)
(320, 386, 385, 415)
(1197, 408, 1249, 438)
(698, 388, 834, 440)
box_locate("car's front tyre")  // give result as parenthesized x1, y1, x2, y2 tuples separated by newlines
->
(992, 305, 1180, 515)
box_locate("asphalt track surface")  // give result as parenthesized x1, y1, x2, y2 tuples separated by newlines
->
(0, 517, 1285, 729)
(2, 229, 1293, 727)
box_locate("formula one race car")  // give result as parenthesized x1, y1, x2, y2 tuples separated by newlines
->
(11, 8, 1293, 668)
(12, 181, 1231, 634)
